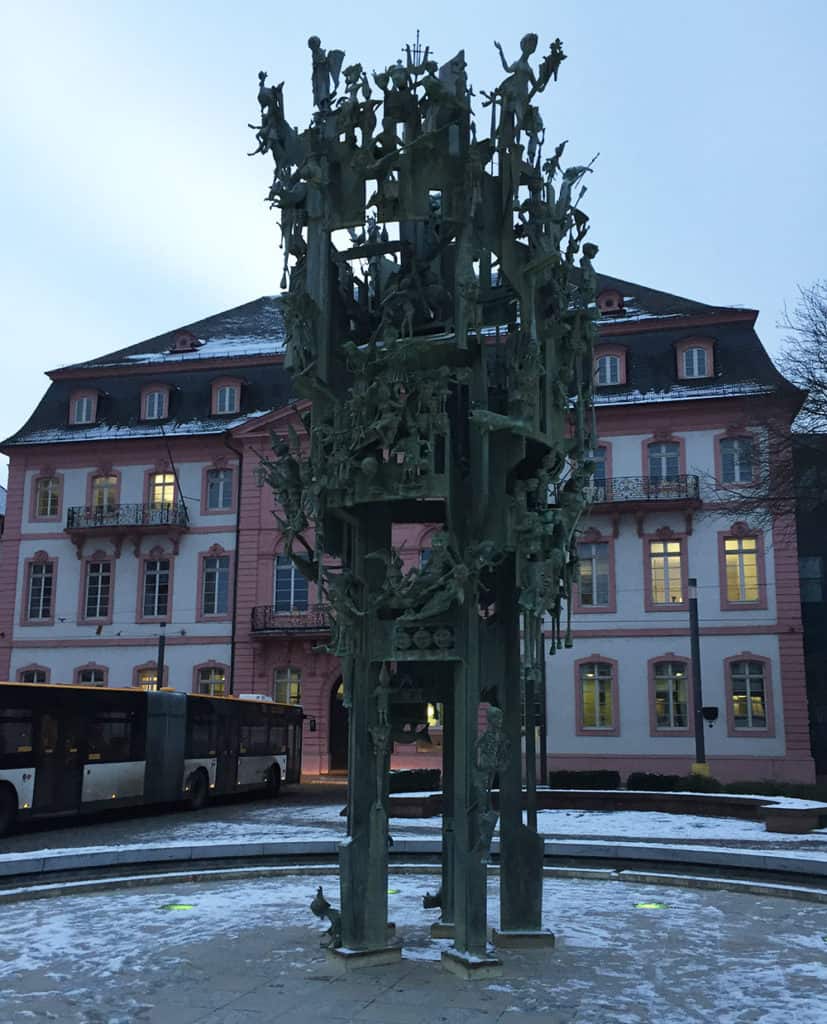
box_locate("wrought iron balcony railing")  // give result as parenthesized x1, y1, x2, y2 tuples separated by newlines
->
(66, 502, 190, 530)
(251, 604, 332, 634)
(586, 474, 700, 504)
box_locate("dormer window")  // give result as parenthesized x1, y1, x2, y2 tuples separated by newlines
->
(683, 347, 707, 378)
(597, 289, 624, 316)
(596, 355, 620, 386)
(171, 330, 201, 353)
(142, 387, 169, 421)
(69, 390, 97, 425)
(212, 379, 241, 416)
(676, 338, 714, 380)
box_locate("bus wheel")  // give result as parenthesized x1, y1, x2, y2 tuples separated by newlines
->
(268, 764, 282, 798)
(0, 785, 17, 837)
(186, 770, 209, 811)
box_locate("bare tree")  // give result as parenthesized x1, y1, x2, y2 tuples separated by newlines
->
(779, 280, 827, 432)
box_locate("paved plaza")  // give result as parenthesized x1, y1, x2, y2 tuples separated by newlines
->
(1, 869, 826, 1024)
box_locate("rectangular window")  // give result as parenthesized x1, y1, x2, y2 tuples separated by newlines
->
(596, 355, 620, 386)
(72, 395, 94, 424)
(730, 660, 767, 729)
(683, 347, 708, 378)
(27, 562, 54, 620)
(649, 540, 684, 605)
(577, 542, 610, 607)
(0, 711, 33, 754)
(142, 559, 170, 618)
(78, 668, 107, 686)
(216, 385, 239, 414)
(579, 662, 614, 729)
(724, 537, 760, 602)
(654, 661, 688, 728)
(273, 667, 302, 705)
(87, 711, 134, 760)
(591, 447, 607, 484)
(202, 555, 230, 616)
(84, 560, 112, 619)
(799, 555, 824, 603)
(91, 475, 118, 512)
(720, 438, 753, 484)
(206, 469, 234, 511)
(35, 477, 60, 518)
(136, 668, 159, 690)
(648, 442, 680, 482)
(19, 669, 47, 684)
(274, 555, 308, 612)
(149, 473, 175, 508)
(144, 390, 166, 420)
(197, 666, 226, 696)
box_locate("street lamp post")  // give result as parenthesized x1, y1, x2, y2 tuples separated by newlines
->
(687, 577, 708, 775)
(156, 622, 166, 691)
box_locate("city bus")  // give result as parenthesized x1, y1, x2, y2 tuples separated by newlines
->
(0, 683, 303, 835)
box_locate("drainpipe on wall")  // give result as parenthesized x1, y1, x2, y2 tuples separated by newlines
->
(223, 431, 245, 696)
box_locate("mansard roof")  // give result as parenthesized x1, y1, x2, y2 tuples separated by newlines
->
(0, 276, 800, 449)
(58, 295, 286, 371)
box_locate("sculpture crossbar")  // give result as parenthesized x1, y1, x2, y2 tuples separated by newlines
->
(252, 33, 598, 964)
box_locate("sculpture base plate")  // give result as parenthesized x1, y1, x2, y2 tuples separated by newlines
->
(491, 928, 556, 949)
(430, 921, 455, 939)
(326, 944, 402, 970)
(441, 949, 502, 980)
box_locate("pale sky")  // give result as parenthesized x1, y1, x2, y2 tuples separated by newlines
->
(2, 1, 826, 487)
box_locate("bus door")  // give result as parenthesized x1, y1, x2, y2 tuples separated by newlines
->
(214, 709, 238, 795)
(33, 712, 85, 812)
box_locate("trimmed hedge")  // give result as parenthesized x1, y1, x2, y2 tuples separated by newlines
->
(388, 768, 441, 793)
(548, 769, 621, 790)
(724, 779, 827, 802)
(625, 772, 723, 793)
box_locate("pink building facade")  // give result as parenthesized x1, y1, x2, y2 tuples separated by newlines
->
(0, 282, 815, 782)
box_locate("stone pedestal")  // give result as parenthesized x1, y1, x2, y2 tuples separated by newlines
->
(430, 921, 455, 938)
(326, 944, 402, 970)
(441, 949, 502, 980)
(491, 928, 556, 948)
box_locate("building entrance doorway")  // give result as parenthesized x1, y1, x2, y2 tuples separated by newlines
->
(329, 679, 348, 772)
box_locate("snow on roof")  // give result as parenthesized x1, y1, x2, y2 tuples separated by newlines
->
(11, 411, 273, 446)
(117, 335, 285, 366)
(594, 382, 776, 406)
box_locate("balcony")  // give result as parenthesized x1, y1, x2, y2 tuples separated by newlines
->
(65, 502, 190, 556)
(251, 604, 332, 636)
(583, 475, 701, 534)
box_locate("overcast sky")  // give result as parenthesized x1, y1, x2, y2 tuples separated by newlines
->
(2, 1, 826, 487)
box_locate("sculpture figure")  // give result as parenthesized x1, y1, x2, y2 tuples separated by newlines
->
(308, 35, 345, 114)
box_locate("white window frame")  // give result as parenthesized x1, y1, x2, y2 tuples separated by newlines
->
(73, 395, 95, 424)
(724, 536, 760, 603)
(215, 385, 239, 415)
(78, 668, 107, 687)
(683, 347, 708, 378)
(649, 540, 684, 605)
(27, 561, 54, 620)
(35, 476, 60, 517)
(143, 390, 167, 420)
(577, 542, 610, 607)
(91, 475, 118, 512)
(595, 354, 620, 386)
(149, 472, 175, 509)
(648, 442, 680, 482)
(579, 662, 614, 729)
(202, 555, 230, 616)
(720, 437, 754, 484)
(206, 468, 234, 511)
(197, 666, 226, 696)
(730, 660, 767, 729)
(273, 667, 302, 705)
(274, 555, 308, 612)
(142, 559, 170, 618)
(653, 661, 689, 729)
(84, 560, 112, 619)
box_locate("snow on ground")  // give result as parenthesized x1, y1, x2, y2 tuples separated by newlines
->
(1, 872, 826, 1024)
(2, 799, 826, 866)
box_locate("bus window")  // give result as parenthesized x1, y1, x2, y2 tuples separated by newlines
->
(0, 710, 33, 755)
(239, 707, 269, 755)
(270, 724, 287, 754)
(187, 706, 215, 758)
(88, 712, 134, 762)
(40, 714, 58, 755)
